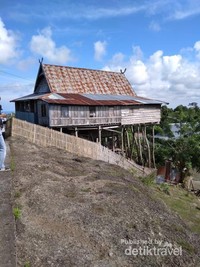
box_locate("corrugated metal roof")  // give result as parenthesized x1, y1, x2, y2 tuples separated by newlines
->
(82, 93, 164, 104)
(12, 92, 163, 106)
(11, 93, 45, 101)
(82, 94, 135, 101)
(41, 93, 162, 106)
(42, 64, 136, 96)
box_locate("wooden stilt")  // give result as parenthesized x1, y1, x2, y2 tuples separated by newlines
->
(138, 125, 143, 166)
(125, 126, 131, 159)
(112, 131, 114, 151)
(144, 126, 151, 168)
(75, 127, 78, 137)
(121, 126, 124, 156)
(98, 125, 102, 144)
(152, 125, 156, 168)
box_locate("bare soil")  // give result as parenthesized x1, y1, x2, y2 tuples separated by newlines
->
(0, 163, 16, 267)
(9, 136, 200, 267)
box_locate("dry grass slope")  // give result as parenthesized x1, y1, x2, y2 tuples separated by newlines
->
(10, 136, 200, 267)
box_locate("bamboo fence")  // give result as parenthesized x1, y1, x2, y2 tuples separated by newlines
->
(11, 118, 150, 175)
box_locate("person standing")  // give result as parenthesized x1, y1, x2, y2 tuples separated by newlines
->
(0, 117, 9, 171)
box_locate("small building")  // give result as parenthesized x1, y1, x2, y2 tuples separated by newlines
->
(12, 63, 164, 157)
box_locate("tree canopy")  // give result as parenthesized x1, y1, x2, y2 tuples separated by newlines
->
(154, 104, 200, 173)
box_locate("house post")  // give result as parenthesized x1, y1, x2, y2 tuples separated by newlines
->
(121, 126, 125, 156)
(75, 127, 78, 137)
(152, 125, 156, 168)
(112, 131, 114, 151)
(98, 125, 102, 144)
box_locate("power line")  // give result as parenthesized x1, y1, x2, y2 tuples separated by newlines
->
(0, 69, 33, 82)
(0, 84, 33, 89)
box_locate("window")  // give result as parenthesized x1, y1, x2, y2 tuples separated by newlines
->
(89, 106, 96, 117)
(61, 106, 69, 117)
(30, 101, 35, 113)
(109, 107, 114, 116)
(41, 104, 47, 117)
(129, 107, 135, 113)
(24, 101, 30, 112)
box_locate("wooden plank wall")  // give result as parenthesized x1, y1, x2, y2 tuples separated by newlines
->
(49, 105, 121, 126)
(121, 107, 161, 125)
(11, 118, 152, 176)
(49, 104, 160, 127)
(37, 100, 49, 126)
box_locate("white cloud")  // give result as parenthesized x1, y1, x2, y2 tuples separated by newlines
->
(194, 41, 200, 51)
(194, 41, 200, 59)
(126, 60, 149, 85)
(149, 21, 161, 32)
(94, 41, 107, 61)
(104, 41, 200, 107)
(0, 17, 19, 64)
(30, 27, 72, 64)
(170, 2, 200, 20)
(0, 80, 34, 111)
(17, 57, 37, 71)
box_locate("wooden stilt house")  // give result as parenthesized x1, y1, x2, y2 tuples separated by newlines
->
(12, 63, 164, 165)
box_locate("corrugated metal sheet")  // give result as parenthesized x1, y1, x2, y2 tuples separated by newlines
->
(43, 93, 139, 106)
(12, 92, 163, 106)
(11, 93, 45, 102)
(83, 93, 164, 104)
(42, 64, 136, 96)
(82, 94, 135, 100)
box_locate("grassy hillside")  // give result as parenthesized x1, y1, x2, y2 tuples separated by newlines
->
(10, 136, 200, 267)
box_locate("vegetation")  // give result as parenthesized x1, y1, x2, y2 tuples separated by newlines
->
(14, 191, 21, 198)
(13, 207, 21, 220)
(140, 173, 155, 186)
(159, 183, 170, 195)
(138, 169, 200, 233)
(24, 262, 31, 267)
(154, 104, 200, 174)
(153, 183, 200, 233)
(10, 154, 16, 172)
(122, 103, 200, 174)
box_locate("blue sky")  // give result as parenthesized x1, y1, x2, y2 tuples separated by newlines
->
(1, 0, 200, 111)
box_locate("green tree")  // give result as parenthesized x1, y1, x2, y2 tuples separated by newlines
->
(154, 104, 200, 174)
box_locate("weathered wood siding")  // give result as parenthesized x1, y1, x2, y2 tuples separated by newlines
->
(49, 104, 160, 127)
(37, 101, 49, 126)
(15, 111, 35, 124)
(121, 106, 161, 125)
(15, 100, 161, 127)
(49, 105, 121, 127)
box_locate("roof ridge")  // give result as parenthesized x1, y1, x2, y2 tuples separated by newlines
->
(42, 63, 124, 75)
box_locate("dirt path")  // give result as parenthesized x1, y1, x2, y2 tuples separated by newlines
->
(0, 141, 16, 267)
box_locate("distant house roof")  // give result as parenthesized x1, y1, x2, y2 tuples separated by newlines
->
(12, 93, 164, 106)
(36, 64, 136, 96)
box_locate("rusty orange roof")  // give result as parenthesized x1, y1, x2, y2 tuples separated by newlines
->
(12, 92, 164, 106)
(42, 93, 140, 106)
(41, 64, 136, 96)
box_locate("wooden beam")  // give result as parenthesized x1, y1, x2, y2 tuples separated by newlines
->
(152, 125, 156, 168)
(75, 127, 78, 137)
(121, 126, 124, 156)
(102, 128, 121, 134)
(98, 125, 102, 144)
